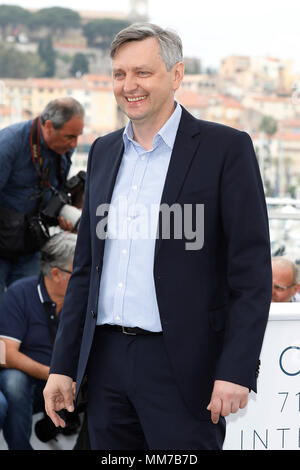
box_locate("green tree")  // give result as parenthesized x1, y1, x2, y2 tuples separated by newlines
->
(184, 58, 201, 75)
(0, 5, 31, 38)
(259, 116, 278, 136)
(38, 35, 56, 77)
(70, 53, 89, 77)
(83, 18, 130, 48)
(29, 7, 80, 32)
(0, 42, 46, 78)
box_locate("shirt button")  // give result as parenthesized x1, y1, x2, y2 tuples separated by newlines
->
(132, 185, 138, 190)
(118, 282, 123, 288)
(116, 316, 121, 321)
(122, 249, 127, 254)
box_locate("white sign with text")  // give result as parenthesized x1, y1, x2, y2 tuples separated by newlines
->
(224, 303, 300, 450)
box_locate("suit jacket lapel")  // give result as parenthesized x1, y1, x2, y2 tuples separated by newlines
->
(92, 131, 124, 260)
(154, 108, 203, 258)
(94, 130, 124, 209)
(103, 136, 125, 204)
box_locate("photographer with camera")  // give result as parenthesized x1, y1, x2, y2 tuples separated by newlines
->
(0, 97, 84, 302)
(44, 169, 86, 234)
(0, 232, 79, 450)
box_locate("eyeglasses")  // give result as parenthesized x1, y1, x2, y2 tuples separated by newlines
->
(273, 283, 295, 292)
(56, 267, 72, 275)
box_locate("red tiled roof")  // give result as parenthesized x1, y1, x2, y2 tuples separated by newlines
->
(274, 132, 300, 141)
(176, 89, 210, 108)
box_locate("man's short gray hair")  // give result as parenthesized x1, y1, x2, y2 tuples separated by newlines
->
(272, 257, 300, 283)
(110, 22, 183, 71)
(40, 97, 85, 130)
(41, 232, 77, 278)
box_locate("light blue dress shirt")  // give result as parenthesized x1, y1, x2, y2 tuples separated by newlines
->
(97, 103, 182, 331)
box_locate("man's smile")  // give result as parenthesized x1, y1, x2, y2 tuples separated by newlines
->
(125, 96, 147, 102)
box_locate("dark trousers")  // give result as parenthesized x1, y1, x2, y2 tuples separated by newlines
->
(86, 326, 225, 450)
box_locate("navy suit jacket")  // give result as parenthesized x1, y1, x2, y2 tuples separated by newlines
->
(50, 107, 272, 419)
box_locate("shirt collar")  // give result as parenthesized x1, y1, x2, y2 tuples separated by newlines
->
(123, 101, 182, 151)
(37, 273, 53, 304)
(157, 101, 182, 149)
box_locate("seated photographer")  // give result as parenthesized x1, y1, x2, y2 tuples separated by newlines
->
(0, 232, 79, 450)
(0, 97, 85, 302)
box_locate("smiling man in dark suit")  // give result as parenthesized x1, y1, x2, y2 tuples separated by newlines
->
(43, 23, 272, 450)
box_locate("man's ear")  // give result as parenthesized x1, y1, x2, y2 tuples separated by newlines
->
(49, 267, 61, 283)
(43, 120, 54, 132)
(172, 62, 185, 91)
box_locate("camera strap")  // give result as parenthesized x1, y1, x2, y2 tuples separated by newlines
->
(30, 117, 68, 192)
(30, 117, 52, 190)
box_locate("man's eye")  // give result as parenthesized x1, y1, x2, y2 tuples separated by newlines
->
(114, 73, 124, 79)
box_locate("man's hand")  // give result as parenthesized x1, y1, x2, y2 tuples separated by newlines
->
(43, 373, 74, 428)
(58, 216, 73, 232)
(207, 380, 249, 424)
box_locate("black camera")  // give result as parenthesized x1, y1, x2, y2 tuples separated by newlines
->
(24, 213, 51, 253)
(23, 171, 86, 254)
(34, 410, 81, 443)
(41, 171, 86, 228)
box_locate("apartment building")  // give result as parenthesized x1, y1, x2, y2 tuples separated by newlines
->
(0, 75, 118, 135)
(242, 94, 295, 121)
(220, 55, 295, 93)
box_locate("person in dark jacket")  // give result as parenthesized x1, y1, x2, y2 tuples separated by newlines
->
(44, 24, 272, 450)
(0, 97, 84, 301)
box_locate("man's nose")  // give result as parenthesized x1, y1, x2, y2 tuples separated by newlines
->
(70, 137, 78, 148)
(123, 74, 137, 93)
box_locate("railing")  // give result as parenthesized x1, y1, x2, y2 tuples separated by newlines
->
(267, 197, 300, 220)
